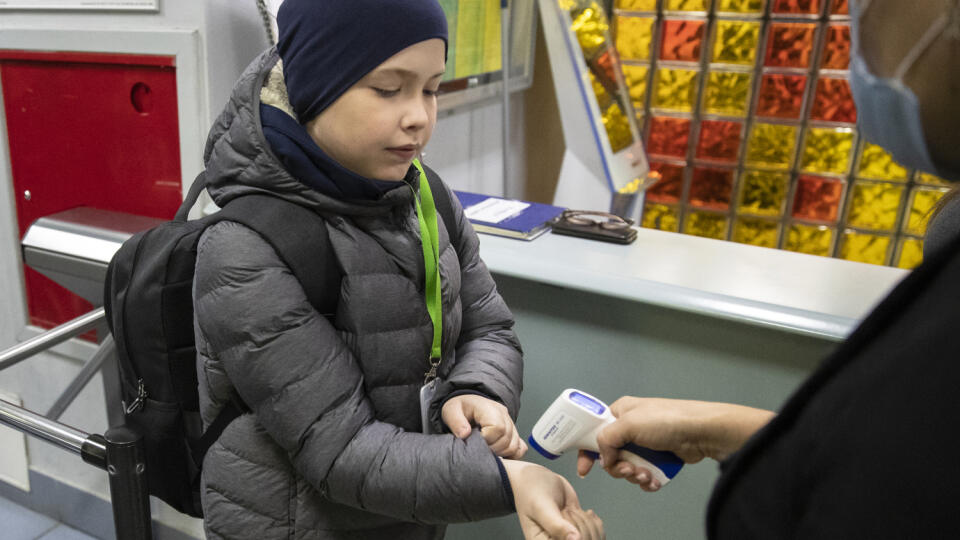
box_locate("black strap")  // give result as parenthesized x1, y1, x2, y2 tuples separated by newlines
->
(175, 171, 209, 222)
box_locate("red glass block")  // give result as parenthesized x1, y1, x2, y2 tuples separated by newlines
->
(689, 167, 735, 210)
(660, 19, 706, 63)
(831, 0, 849, 15)
(792, 175, 844, 222)
(696, 119, 742, 163)
(810, 77, 857, 123)
(647, 116, 692, 158)
(647, 162, 686, 203)
(822, 24, 851, 70)
(771, 0, 821, 15)
(756, 73, 807, 119)
(764, 23, 817, 68)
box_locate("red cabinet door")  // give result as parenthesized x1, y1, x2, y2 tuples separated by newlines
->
(1, 50, 183, 330)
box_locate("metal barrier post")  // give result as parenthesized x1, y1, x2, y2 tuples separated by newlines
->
(104, 426, 153, 540)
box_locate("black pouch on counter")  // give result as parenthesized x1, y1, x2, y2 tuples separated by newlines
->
(551, 210, 637, 244)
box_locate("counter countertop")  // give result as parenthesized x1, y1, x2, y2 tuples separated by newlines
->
(476, 227, 910, 341)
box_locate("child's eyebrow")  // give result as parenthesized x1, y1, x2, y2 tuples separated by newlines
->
(370, 68, 446, 80)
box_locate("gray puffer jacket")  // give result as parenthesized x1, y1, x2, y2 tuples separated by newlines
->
(193, 49, 523, 539)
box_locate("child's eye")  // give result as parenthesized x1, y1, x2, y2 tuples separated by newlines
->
(372, 87, 400, 97)
(424, 88, 442, 97)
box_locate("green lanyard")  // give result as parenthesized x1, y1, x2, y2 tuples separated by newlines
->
(410, 159, 443, 381)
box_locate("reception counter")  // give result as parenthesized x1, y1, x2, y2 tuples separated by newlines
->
(448, 227, 908, 540)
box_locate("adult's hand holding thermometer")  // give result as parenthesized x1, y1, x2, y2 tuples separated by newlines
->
(528, 389, 684, 486)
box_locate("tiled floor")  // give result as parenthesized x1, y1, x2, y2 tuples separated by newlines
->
(0, 496, 99, 540)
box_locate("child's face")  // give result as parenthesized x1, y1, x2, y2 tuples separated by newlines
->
(306, 38, 446, 181)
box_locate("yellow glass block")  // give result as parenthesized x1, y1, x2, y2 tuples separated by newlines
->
(785, 223, 834, 257)
(839, 231, 892, 265)
(570, 4, 610, 58)
(602, 101, 635, 153)
(641, 203, 681, 232)
(916, 171, 951, 186)
(745, 123, 798, 170)
(897, 238, 924, 269)
(733, 217, 779, 247)
(617, 0, 657, 10)
(711, 20, 762, 66)
(621, 64, 649, 105)
(737, 170, 789, 217)
(858, 143, 909, 181)
(800, 127, 855, 176)
(716, 0, 765, 14)
(652, 67, 699, 112)
(905, 187, 948, 235)
(664, 0, 708, 10)
(846, 181, 905, 231)
(703, 71, 752, 117)
(684, 211, 729, 239)
(616, 16, 655, 61)
(589, 71, 613, 110)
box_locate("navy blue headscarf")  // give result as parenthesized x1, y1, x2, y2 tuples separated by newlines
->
(277, 0, 448, 124)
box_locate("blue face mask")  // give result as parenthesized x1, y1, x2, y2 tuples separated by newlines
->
(849, 0, 959, 180)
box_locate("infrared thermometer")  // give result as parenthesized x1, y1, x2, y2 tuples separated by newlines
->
(528, 389, 684, 486)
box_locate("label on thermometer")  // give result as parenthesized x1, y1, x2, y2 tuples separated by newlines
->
(540, 412, 581, 446)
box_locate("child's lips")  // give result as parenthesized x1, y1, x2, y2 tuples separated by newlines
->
(387, 146, 418, 159)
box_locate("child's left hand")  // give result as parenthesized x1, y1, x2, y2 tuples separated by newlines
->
(442, 395, 527, 458)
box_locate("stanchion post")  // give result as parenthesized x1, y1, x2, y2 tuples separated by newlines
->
(104, 426, 153, 540)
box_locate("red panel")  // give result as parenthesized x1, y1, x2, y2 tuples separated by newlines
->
(2, 50, 182, 331)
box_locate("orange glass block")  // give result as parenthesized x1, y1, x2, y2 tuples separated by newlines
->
(904, 187, 949, 235)
(764, 22, 817, 68)
(664, 0, 709, 11)
(696, 119, 742, 163)
(652, 67, 700, 112)
(792, 175, 844, 222)
(617, 0, 658, 9)
(703, 70, 753, 117)
(738, 170, 790, 217)
(621, 64, 650, 106)
(716, 0, 766, 15)
(660, 19, 706, 62)
(616, 16, 655, 61)
(839, 231, 892, 265)
(647, 162, 686, 203)
(896, 238, 924, 269)
(810, 77, 857, 123)
(858, 143, 909, 181)
(800, 127, 855, 175)
(684, 211, 729, 239)
(822, 24, 851, 70)
(689, 167, 736, 210)
(771, 0, 822, 15)
(641, 202, 681, 231)
(711, 20, 762, 66)
(745, 123, 798, 170)
(733, 217, 780, 247)
(846, 180, 905, 231)
(647, 116, 692, 158)
(785, 223, 834, 257)
(756, 73, 807, 119)
(830, 0, 849, 15)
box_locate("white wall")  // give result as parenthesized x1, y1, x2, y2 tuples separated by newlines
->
(0, 2, 525, 538)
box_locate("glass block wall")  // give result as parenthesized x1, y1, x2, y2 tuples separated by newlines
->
(612, 0, 953, 268)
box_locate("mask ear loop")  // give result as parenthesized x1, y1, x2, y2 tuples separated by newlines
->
(893, 7, 952, 80)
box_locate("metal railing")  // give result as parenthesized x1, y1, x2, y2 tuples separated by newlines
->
(0, 310, 152, 539)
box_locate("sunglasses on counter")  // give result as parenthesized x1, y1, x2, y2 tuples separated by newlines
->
(552, 210, 637, 244)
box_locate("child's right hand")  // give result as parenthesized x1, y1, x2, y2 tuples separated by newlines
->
(442, 394, 527, 458)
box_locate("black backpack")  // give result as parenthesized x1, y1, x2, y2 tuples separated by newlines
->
(103, 169, 455, 517)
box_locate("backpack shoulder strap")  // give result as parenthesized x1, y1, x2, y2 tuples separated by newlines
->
(217, 194, 340, 318)
(422, 166, 459, 251)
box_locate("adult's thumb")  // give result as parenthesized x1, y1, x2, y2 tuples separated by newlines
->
(441, 401, 472, 439)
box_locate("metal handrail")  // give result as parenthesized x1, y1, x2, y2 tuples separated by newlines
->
(0, 307, 105, 371)
(0, 310, 152, 539)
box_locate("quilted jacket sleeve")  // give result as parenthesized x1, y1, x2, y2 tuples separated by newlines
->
(428, 177, 524, 427)
(194, 221, 513, 524)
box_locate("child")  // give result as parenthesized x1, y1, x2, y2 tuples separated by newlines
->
(192, 1, 600, 539)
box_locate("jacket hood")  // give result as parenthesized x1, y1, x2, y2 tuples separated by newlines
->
(202, 48, 416, 217)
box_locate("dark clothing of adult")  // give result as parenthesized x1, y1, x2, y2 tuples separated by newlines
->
(707, 227, 960, 537)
